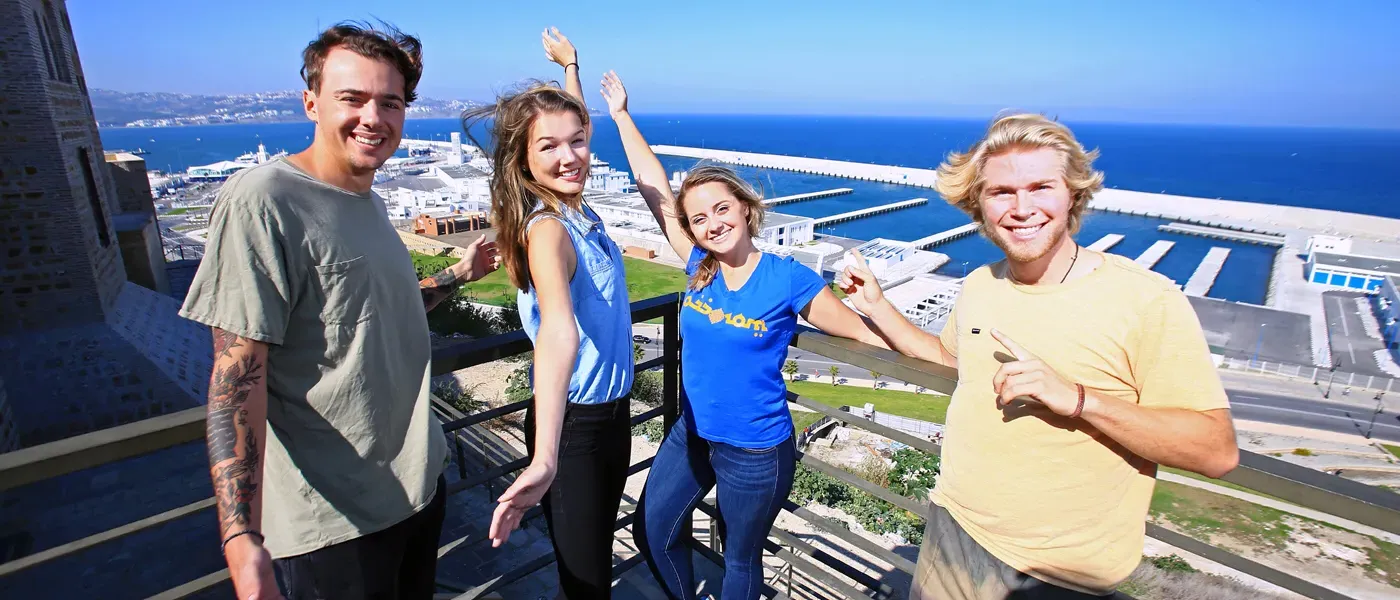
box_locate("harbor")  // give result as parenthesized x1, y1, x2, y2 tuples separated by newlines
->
(1184, 248, 1232, 297)
(1087, 233, 1125, 251)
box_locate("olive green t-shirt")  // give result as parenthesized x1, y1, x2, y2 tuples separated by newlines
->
(179, 158, 447, 558)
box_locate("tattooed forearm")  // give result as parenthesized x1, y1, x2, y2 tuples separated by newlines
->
(419, 267, 464, 312)
(205, 328, 268, 539)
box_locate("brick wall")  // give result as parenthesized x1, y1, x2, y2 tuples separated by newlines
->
(0, 0, 126, 335)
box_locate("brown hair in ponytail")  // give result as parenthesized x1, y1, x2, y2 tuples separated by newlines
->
(674, 165, 767, 291)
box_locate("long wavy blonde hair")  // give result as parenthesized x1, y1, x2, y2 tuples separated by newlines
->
(462, 81, 590, 290)
(674, 166, 767, 291)
(934, 113, 1104, 234)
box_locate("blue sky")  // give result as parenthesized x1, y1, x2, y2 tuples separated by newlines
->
(68, 0, 1400, 128)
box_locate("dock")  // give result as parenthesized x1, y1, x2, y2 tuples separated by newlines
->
(911, 222, 980, 249)
(1087, 234, 1124, 251)
(764, 188, 853, 206)
(1184, 247, 1231, 297)
(1134, 240, 1176, 268)
(653, 145, 939, 187)
(1158, 222, 1286, 246)
(813, 198, 928, 226)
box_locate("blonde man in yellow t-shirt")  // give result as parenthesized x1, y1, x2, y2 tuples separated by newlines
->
(836, 114, 1240, 599)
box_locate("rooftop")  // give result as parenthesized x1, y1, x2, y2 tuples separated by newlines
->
(377, 176, 450, 192)
(438, 164, 490, 180)
(1312, 251, 1400, 275)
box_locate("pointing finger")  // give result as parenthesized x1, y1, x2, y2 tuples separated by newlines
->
(990, 328, 1032, 361)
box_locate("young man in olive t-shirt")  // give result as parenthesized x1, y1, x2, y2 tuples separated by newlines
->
(837, 114, 1240, 598)
(179, 23, 498, 600)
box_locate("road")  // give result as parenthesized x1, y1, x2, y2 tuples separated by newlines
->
(1323, 291, 1390, 377)
(1228, 389, 1400, 443)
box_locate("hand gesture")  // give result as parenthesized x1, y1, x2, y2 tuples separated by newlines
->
(488, 461, 556, 547)
(542, 27, 577, 68)
(600, 71, 629, 116)
(225, 535, 285, 600)
(462, 235, 501, 282)
(835, 250, 883, 314)
(990, 329, 1082, 417)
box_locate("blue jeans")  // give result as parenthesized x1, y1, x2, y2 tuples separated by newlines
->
(638, 417, 796, 600)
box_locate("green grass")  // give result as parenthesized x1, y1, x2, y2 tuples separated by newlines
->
(1383, 444, 1400, 460)
(786, 380, 950, 424)
(792, 411, 824, 434)
(162, 207, 194, 216)
(1150, 480, 1296, 548)
(456, 256, 689, 307)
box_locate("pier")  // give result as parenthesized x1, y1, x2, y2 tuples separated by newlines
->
(813, 198, 929, 226)
(911, 222, 980, 249)
(1134, 240, 1176, 268)
(1184, 247, 1232, 297)
(1087, 233, 1124, 251)
(653, 145, 939, 187)
(763, 188, 853, 206)
(1158, 222, 1286, 246)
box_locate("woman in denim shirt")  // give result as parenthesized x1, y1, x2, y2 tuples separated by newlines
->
(465, 30, 634, 599)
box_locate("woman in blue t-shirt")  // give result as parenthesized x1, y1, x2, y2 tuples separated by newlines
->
(601, 72, 897, 599)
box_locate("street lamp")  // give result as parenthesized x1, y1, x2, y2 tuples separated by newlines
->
(1250, 323, 1266, 367)
(961, 261, 968, 278)
(1324, 360, 1342, 399)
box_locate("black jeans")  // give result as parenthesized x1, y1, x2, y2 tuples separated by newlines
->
(275, 474, 447, 600)
(526, 397, 632, 599)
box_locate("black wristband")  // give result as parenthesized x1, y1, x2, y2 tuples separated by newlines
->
(221, 530, 264, 553)
(564, 62, 578, 71)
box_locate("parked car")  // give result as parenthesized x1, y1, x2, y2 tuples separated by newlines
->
(633, 334, 652, 344)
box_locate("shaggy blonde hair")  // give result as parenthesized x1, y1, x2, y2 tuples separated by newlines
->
(675, 166, 767, 291)
(934, 114, 1104, 234)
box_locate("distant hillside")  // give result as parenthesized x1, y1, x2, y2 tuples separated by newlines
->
(90, 89, 484, 128)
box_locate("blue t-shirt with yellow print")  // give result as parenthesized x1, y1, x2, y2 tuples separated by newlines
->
(680, 247, 827, 448)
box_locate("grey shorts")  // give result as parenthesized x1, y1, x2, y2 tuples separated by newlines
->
(909, 503, 1110, 600)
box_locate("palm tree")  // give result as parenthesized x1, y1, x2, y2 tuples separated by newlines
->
(869, 370, 880, 389)
(829, 365, 840, 386)
(782, 360, 799, 381)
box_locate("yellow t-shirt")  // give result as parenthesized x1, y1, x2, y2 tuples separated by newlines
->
(930, 253, 1229, 594)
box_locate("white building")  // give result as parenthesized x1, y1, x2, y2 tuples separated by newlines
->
(849, 239, 914, 275)
(587, 154, 633, 193)
(1306, 251, 1399, 292)
(186, 160, 251, 182)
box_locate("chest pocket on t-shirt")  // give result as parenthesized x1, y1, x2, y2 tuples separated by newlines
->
(311, 256, 375, 325)
(581, 232, 621, 303)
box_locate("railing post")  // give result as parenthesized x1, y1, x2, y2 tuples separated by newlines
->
(662, 296, 681, 436)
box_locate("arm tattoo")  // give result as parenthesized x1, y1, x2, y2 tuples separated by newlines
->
(206, 341, 264, 536)
(213, 328, 242, 359)
(420, 267, 464, 312)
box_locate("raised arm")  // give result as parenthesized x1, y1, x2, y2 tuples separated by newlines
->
(837, 251, 957, 368)
(543, 28, 584, 110)
(488, 219, 578, 546)
(600, 71, 693, 259)
(207, 328, 283, 600)
(420, 236, 500, 312)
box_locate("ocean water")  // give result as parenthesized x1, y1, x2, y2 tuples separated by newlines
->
(100, 116, 1400, 306)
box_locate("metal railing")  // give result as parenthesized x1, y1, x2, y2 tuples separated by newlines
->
(2, 294, 1400, 599)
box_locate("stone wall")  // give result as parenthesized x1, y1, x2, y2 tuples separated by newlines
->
(0, 0, 126, 335)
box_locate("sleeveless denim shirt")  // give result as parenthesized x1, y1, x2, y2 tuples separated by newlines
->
(517, 201, 634, 404)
